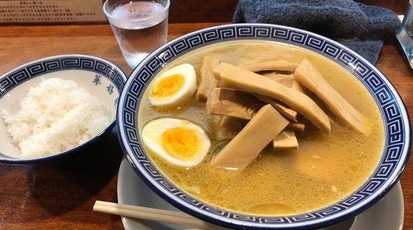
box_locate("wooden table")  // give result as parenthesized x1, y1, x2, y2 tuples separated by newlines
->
(0, 23, 412, 230)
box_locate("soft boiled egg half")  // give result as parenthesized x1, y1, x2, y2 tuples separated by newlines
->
(141, 118, 211, 167)
(149, 63, 197, 108)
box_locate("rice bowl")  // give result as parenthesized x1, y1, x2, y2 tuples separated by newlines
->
(0, 54, 127, 163)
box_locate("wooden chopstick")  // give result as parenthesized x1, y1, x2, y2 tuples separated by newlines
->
(93, 200, 230, 230)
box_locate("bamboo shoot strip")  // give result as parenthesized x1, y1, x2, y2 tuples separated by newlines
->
(196, 56, 221, 101)
(273, 129, 299, 151)
(239, 60, 299, 73)
(210, 104, 289, 171)
(294, 59, 370, 135)
(213, 62, 331, 134)
(206, 88, 265, 120)
(254, 94, 299, 122)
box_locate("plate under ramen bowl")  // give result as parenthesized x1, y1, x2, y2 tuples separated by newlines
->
(117, 24, 411, 229)
(0, 54, 127, 163)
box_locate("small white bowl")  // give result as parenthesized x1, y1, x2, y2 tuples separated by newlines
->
(0, 54, 127, 163)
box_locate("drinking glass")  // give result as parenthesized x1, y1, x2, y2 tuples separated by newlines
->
(103, 0, 170, 69)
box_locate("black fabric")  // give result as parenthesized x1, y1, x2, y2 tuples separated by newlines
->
(233, 0, 401, 64)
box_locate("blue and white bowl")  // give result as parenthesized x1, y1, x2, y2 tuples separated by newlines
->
(117, 24, 411, 229)
(0, 54, 127, 163)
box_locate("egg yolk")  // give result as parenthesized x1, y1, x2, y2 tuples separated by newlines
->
(152, 74, 185, 98)
(161, 127, 203, 160)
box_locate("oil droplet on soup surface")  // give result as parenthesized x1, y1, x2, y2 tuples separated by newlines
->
(247, 203, 297, 215)
(138, 40, 384, 216)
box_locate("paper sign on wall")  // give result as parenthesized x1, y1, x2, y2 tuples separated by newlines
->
(0, 0, 106, 23)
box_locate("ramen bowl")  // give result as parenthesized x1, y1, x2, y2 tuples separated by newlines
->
(0, 54, 127, 163)
(117, 24, 411, 229)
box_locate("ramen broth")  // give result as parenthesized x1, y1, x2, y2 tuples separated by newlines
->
(138, 40, 384, 216)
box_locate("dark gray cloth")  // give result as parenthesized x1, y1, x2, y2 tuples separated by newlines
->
(233, 0, 401, 65)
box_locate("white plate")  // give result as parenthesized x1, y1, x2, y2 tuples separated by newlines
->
(117, 23, 410, 229)
(117, 157, 404, 230)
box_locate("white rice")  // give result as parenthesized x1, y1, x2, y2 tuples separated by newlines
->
(1, 78, 110, 159)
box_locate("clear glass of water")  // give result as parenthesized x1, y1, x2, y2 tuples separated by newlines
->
(103, 0, 170, 69)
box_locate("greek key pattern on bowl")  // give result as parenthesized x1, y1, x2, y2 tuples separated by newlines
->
(122, 24, 409, 227)
(0, 56, 125, 97)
